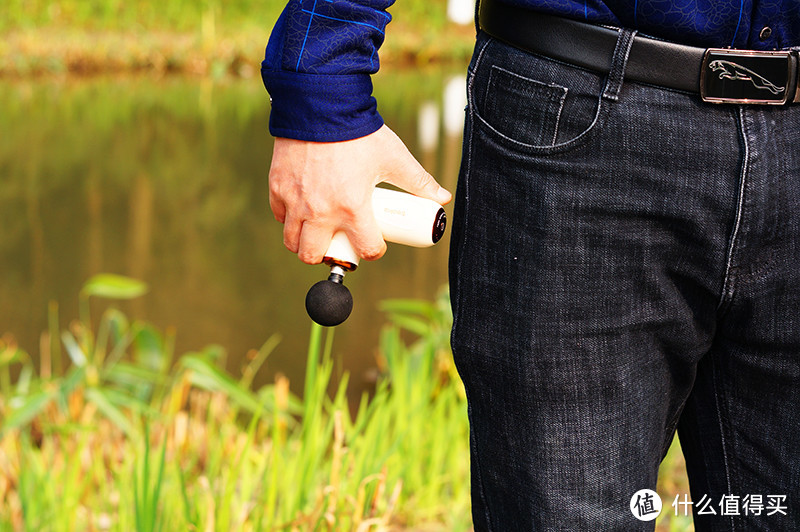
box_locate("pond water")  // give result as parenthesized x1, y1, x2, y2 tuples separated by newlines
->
(0, 68, 466, 398)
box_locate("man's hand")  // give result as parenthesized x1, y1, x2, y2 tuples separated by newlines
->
(269, 124, 452, 264)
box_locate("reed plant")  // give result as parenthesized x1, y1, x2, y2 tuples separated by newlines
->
(0, 274, 690, 530)
(0, 275, 471, 530)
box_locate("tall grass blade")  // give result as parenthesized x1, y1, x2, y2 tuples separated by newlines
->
(177, 462, 199, 529)
(85, 388, 138, 437)
(1, 390, 53, 433)
(151, 433, 168, 532)
(239, 333, 281, 390)
(179, 355, 263, 413)
(133, 423, 166, 532)
(48, 300, 63, 376)
(60, 331, 88, 367)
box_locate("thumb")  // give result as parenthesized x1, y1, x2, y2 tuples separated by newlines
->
(379, 130, 452, 205)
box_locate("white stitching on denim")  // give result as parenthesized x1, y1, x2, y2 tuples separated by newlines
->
(470, 28, 638, 153)
(718, 107, 749, 311)
(711, 350, 736, 531)
(711, 107, 748, 532)
(458, 33, 495, 531)
(456, 35, 492, 316)
(550, 87, 567, 146)
(459, 35, 492, 309)
(603, 28, 637, 101)
(472, 89, 607, 152)
(485, 65, 568, 147)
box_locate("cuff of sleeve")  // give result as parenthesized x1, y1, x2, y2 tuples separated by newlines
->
(262, 67, 384, 142)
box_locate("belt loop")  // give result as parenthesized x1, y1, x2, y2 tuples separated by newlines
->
(603, 28, 638, 101)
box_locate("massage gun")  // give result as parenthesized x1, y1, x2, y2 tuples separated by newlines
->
(305, 187, 447, 327)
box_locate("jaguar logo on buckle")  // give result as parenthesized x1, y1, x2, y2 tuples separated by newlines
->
(700, 49, 794, 105)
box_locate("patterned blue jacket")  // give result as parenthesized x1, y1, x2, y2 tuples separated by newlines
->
(262, 0, 800, 142)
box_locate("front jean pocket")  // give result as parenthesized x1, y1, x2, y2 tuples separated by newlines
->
(469, 36, 609, 154)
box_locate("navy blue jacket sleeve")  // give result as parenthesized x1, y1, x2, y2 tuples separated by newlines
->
(262, 1, 395, 142)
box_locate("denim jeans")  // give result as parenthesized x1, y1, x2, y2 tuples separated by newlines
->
(449, 29, 800, 531)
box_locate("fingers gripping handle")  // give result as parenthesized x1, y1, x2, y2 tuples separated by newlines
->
(309, 187, 447, 327)
(322, 187, 447, 271)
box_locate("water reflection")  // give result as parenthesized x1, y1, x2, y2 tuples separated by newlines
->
(0, 69, 466, 398)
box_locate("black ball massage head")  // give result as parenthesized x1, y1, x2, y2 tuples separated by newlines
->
(305, 269, 353, 327)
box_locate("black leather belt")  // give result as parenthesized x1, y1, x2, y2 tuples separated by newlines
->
(479, 0, 800, 105)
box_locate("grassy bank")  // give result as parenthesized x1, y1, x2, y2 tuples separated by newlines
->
(0, 275, 691, 530)
(0, 0, 475, 78)
(1, 276, 472, 530)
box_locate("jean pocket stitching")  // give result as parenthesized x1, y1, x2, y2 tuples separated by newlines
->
(467, 32, 494, 80)
(484, 65, 568, 147)
(472, 92, 609, 155)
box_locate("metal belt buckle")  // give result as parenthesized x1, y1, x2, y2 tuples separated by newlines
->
(700, 48, 796, 105)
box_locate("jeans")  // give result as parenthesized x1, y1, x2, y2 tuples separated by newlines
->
(449, 29, 800, 531)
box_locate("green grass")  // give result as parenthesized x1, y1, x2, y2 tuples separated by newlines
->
(0, 275, 691, 530)
(0, 275, 471, 530)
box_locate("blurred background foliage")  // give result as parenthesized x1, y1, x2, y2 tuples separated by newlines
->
(0, 0, 474, 77)
(1, 0, 451, 32)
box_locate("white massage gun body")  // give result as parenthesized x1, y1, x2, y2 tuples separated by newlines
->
(323, 187, 447, 271)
